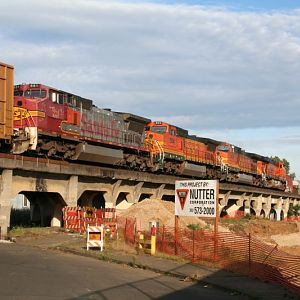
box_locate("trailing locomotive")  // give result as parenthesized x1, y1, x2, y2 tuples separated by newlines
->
(1, 80, 292, 191)
(144, 121, 289, 190)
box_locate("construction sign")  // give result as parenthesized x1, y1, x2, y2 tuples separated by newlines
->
(175, 180, 218, 217)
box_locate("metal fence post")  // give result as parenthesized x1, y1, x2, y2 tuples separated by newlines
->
(133, 218, 137, 245)
(124, 218, 128, 242)
(175, 216, 179, 255)
(192, 229, 195, 262)
(162, 225, 165, 253)
(249, 233, 251, 274)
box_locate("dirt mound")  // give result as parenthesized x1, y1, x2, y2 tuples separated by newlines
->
(246, 219, 299, 237)
(119, 199, 300, 256)
(119, 198, 206, 231)
(221, 218, 300, 255)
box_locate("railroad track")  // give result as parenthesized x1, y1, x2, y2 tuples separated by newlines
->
(0, 152, 299, 200)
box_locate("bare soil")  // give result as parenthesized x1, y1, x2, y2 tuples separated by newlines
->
(119, 199, 300, 256)
(218, 219, 300, 256)
(119, 198, 206, 230)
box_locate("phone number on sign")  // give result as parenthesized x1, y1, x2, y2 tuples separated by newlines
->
(193, 207, 215, 215)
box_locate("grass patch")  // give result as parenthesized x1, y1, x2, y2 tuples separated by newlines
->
(220, 216, 252, 225)
(9, 226, 62, 238)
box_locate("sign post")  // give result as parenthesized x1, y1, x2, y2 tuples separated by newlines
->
(175, 180, 219, 261)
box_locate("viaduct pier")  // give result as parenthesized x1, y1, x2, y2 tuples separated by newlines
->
(0, 154, 299, 237)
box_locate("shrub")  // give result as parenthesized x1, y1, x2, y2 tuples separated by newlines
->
(187, 223, 201, 231)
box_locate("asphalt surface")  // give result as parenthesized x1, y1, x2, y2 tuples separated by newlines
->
(0, 243, 250, 300)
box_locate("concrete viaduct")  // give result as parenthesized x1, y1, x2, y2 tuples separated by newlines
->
(0, 155, 299, 237)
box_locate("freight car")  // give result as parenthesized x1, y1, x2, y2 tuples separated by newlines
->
(0, 62, 14, 148)
(0, 78, 291, 191)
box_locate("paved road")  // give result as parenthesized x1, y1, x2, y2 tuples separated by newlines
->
(0, 243, 249, 299)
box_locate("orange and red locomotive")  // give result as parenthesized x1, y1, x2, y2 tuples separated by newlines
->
(6, 83, 292, 191)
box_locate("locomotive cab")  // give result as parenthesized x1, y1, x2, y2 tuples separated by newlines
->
(275, 162, 287, 178)
(145, 121, 185, 162)
(12, 84, 49, 153)
(12, 83, 87, 155)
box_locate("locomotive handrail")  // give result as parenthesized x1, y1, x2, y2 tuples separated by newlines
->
(155, 139, 164, 164)
(26, 109, 37, 127)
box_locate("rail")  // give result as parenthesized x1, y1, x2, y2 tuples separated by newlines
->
(0, 152, 299, 199)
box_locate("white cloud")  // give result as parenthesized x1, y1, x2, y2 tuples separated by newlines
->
(1, 0, 300, 175)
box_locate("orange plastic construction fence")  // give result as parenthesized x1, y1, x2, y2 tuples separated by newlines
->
(120, 218, 300, 296)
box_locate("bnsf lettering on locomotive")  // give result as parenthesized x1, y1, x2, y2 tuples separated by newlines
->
(190, 189, 215, 200)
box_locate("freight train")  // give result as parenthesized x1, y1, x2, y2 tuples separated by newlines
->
(0, 62, 292, 191)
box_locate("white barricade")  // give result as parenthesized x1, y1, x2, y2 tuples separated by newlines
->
(86, 224, 104, 251)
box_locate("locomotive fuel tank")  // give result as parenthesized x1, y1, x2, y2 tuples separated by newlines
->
(237, 173, 254, 185)
(72, 143, 123, 165)
(178, 161, 207, 177)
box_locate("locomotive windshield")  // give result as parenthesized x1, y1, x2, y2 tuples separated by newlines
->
(24, 89, 47, 98)
(14, 90, 23, 96)
(151, 126, 167, 134)
(217, 145, 230, 152)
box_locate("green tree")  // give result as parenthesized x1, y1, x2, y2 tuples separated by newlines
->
(288, 204, 300, 217)
(289, 172, 296, 180)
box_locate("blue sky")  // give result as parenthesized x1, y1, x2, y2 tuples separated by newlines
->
(0, 0, 300, 177)
(127, 0, 300, 10)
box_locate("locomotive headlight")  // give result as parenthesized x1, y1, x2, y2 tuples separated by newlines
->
(29, 83, 40, 88)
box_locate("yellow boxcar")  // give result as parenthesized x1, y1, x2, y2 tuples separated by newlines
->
(0, 61, 14, 141)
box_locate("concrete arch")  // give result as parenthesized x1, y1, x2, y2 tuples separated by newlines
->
(77, 186, 112, 206)
(269, 208, 276, 220)
(138, 193, 152, 202)
(21, 191, 66, 227)
(77, 190, 107, 208)
(220, 199, 240, 218)
(161, 195, 175, 202)
(280, 210, 284, 221)
(10, 193, 31, 227)
(259, 209, 266, 218)
(116, 192, 131, 210)
(31, 203, 41, 226)
(220, 207, 228, 218)
(92, 193, 106, 209)
(250, 207, 256, 216)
